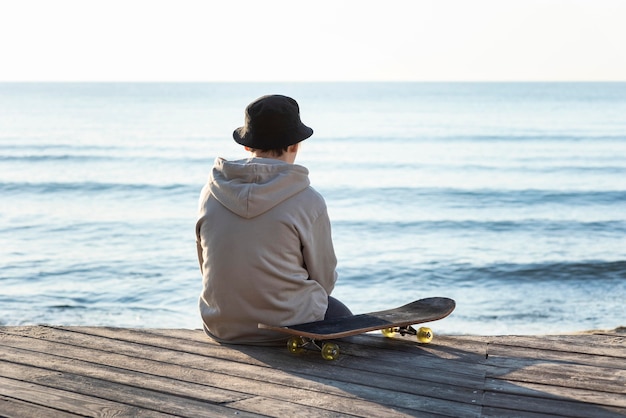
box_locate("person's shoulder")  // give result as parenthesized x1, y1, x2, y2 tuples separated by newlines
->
(296, 185, 327, 210)
(306, 185, 325, 200)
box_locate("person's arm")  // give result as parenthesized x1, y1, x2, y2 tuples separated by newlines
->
(195, 218, 205, 273)
(302, 211, 338, 294)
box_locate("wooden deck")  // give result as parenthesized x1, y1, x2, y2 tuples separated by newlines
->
(1, 326, 624, 417)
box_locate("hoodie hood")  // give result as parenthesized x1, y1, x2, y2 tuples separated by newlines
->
(208, 157, 310, 219)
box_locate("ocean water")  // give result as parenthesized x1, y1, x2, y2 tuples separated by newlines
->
(1, 82, 625, 335)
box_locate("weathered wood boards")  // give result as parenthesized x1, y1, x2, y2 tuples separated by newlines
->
(1, 326, 624, 417)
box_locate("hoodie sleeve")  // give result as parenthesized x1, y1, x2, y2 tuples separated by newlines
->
(302, 208, 338, 295)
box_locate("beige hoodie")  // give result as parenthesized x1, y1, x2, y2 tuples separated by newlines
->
(196, 157, 337, 344)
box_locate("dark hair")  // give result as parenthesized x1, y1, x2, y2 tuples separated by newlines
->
(249, 145, 290, 157)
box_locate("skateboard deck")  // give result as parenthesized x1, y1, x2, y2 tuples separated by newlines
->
(259, 297, 455, 340)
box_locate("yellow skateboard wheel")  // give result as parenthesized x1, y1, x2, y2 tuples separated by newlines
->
(381, 327, 397, 338)
(287, 336, 305, 354)
(321, 342, 340, 360)
(417, 327, 433, 343)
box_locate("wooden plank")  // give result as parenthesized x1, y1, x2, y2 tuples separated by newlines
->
(482, 337, 626, 417)
(483, 339, 626, 414)
(486, 360, 626, 396)
(1, 327, 477, 417)
(0, 342, 246, 404)
(588, 328, 626, 338)
(0, 357, 263, 418)
(482, 389, 626, 418)
(485, 376, 626, 408)
(480, 405, 601, 418)
(225, 396, 363, 418)
(0, 376, 177, 418)
(487, 334, 626, 359)
(487, 341, 626, 371)
(228, 396, 450, 418)
(0, 395, 80, 418)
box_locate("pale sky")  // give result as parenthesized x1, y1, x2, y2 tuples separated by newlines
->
(1, 0, 625, 81)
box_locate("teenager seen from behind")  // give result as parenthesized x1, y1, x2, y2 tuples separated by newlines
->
(196, 94, 352, 344)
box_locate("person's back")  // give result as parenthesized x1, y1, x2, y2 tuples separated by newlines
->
(196, 95, 351, 344)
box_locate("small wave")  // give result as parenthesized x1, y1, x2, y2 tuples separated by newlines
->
(0, 181, 195, 196)
(339, 260, 626, 286)
(451, 260, 626, 282)
(329, 134, 626, 143)
(48, 304, 88, 310)
(327, 187, 626, 207)
(0, 155, 109, 163)
(334, 219, 626, 234)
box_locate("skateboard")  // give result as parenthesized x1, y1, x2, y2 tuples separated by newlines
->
(258, 297, 455, 360)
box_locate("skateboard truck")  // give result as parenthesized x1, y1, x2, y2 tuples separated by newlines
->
(287, 336, 340, 360)
(382, 325, 434, 343)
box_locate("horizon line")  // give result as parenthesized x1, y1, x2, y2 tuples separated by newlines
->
(1, 80, 625, 83)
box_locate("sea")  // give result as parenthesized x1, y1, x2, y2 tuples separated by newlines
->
(1, 82, 625, 335)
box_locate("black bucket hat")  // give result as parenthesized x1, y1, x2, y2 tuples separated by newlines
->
(233, 95, 313, 149)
